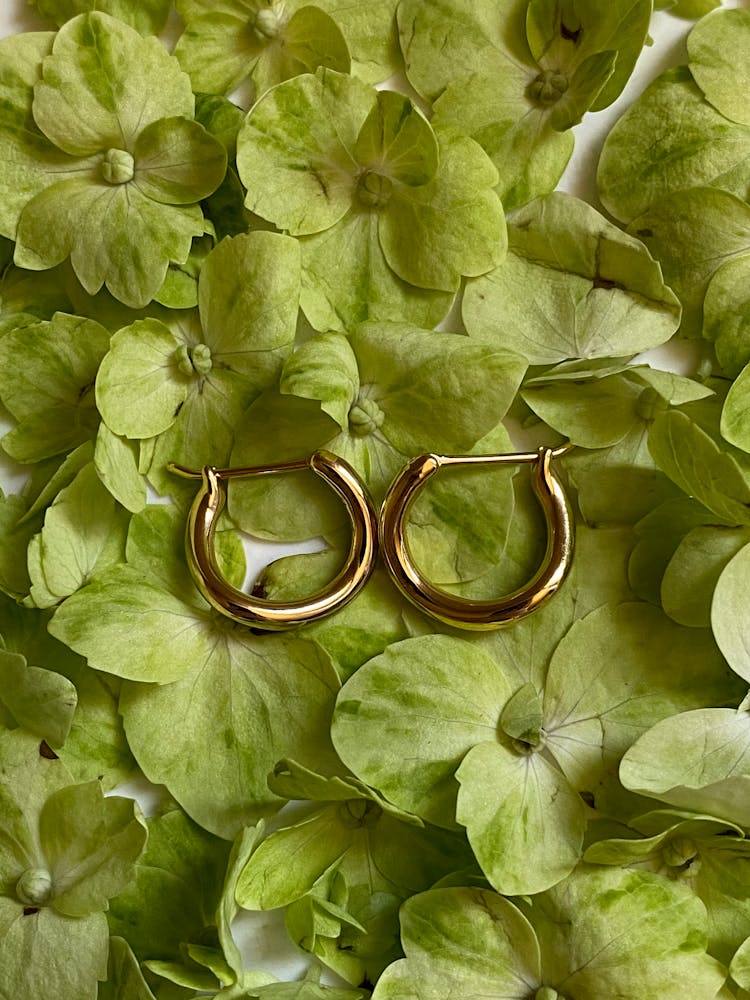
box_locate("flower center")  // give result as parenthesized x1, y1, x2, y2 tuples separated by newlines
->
(348, 396, 385, 437)
(529, 69, 569, 106)
(511, 731, 546, 755)
(636, 386, 670, 421)
(175, 343, 213, 378)
(356, 171, 393, 209)
(253, 5, 281, 40)
(16, 868, 53, 906)
(662, 837, 699, 872)
(101, 148, 135, 185)
(339, 799, 382, 828)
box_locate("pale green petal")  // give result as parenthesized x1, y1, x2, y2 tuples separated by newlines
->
(433, 73, 574, 210)
(250, 5, 351, 98)
(354, 90, 437, 186)
(40, 783, 146, 917)
(27, 462, 129, 609)
(30, 0, 171, 34)
(49, 564, 212, 684)
(649, 400, 750, 526)
(620, 707, 750, 827)
(199, 231, 300, 384)
(332, 635, 512, 827)
(174, 11, 261, 95)
(661, 525, 750, 628)
(120, 635, 340, 838)
(598, 67, 750, 224)
(0, 650, 77, 748)
(0, 31, 90, 239)
(397, 0, 531, 103)
(0, 901, 108, 1000)
(712, 542, 750, 683)
(94, 424, 147, 513)
(543, 603, 741, 796)
(32, 12, 194, 156)
(299, 208, 453, 333)
(380, 129, 504, 292)
(629, 186, 750, 337)
(99, 937, 157, 1000)
(464, 192, 681, 365)
(281, 333, 359, 429)
(314, 0, 400, 83)
(455, 739, 586, 894)
(704, 256, 750, 378)
(15, 178, 205, 308)
(133, 117, 227, 205)
(235, 807, 353, 909)
(524, 866, 725, 999)
(0, 312, 109, 464)
(688, 8, 750, 125)
(237, 69, 371, 235)
(96, 319, 186, 439)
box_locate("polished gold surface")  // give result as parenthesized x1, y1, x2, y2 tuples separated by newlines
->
(169, 450, 379, 630)
(379, 444, 574, 630)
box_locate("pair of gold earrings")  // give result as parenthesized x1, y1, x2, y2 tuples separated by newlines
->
(169, 443, 574, 632)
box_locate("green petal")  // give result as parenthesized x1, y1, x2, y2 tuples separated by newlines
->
(237, 69, 371, 235)
(354, 90, 437, 186)
(464, 192, 681, 365)
(15, 178, 205, 308)
(32, 12, 193, 156)
(99, 937, 157, 1000)
(620, 707, 750, 827)
(0, 650, 77, 748)
(704, 256, 750, 378)
(40, 782, 146, 917)
(649, 399, 750, 525)
(332, 634, 512, 827)
(0, 313, 108, 464)
(712, 542, 750, 683)
(433, 72, 574, 210)
(688, 8, 750, 126)
(30, 0, 172, 34)
(282, 333, 360, 430)
(27, 462, 128, 609)
(120, 634, 340, 838)
(107, 808, 231, 965)
(380, 129, 504, 292)
(133, 117, 227, 205)
(455, 739, 586, 894)
(629, 186, 750, 337)
(49, 563, 211, 684)
(524, 866, 725, 999)
(661, 525, 750, 628)
(299, 208, 453, 333)
(96, 319, 187, 439)
(598, 67, 750, 224)
(374, 886, 541, 999)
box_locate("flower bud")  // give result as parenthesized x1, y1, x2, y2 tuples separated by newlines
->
(16, 868, 53, 906)
(101, 148, 135, 185)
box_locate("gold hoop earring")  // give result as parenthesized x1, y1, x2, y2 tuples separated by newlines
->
(379, 444, 574, 630)
(168, 451, 378, 631)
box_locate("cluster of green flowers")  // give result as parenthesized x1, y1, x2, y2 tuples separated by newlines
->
(1, 0, 750, 997)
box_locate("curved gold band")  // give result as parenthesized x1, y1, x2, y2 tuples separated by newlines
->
(378, 446, 574, 630)
(169, 450, 379, 631)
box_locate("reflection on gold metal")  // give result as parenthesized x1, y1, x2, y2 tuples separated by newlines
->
(379, 443, 574, 630)
(168, 451, 379, 631)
